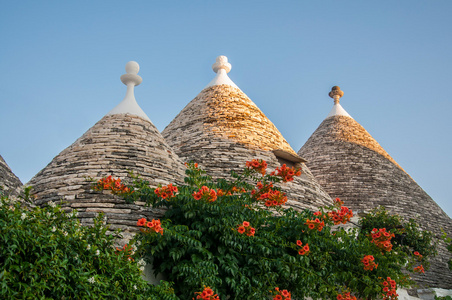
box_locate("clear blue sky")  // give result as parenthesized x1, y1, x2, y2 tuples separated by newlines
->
(1, 1, 451, 217)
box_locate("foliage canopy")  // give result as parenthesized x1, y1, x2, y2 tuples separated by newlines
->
(0, 160, 435, 299)
(122, 161, 435, 300)
(0, 192, 176, 299)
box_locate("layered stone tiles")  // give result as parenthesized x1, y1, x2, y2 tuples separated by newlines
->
(0, 154, 22, 196)
(298, 88, 452, 289)
(28, 113, 185, 242)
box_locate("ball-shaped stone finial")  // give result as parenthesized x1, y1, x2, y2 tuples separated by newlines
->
(329, 86, 344, 104)
(121, 61, 142, 86)
(125, 61, 140, 75)
(212, 55, 232, 73)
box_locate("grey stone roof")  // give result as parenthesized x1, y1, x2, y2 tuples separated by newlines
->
(28, 113, 185, 242)
(0, 154, 22, 196)
(298, 114, 452, 289)
(162, 84, 332, 211)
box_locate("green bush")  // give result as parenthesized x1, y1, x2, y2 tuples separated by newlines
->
(113, 161, 434, 300)
(359, 206, 436, 272)
(0, 194, 177, 299)
(5, 159, 433, 299)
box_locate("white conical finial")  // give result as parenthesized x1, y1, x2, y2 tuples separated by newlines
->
(326, 86, 352, 119)
(205, 55, 239, 89)
(106, 61, 150, 122)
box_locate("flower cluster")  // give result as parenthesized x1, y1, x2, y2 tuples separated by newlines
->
(137, 258, 146, 271)
(305, 218, 325, 232)
(270, 164, 301, 182)
(369, 228, 395, 252)
(246, 159, 268, 176)
(413, 251, 423, 260)
(361, 255, 378, 271)
(94, 175, 131, 196)
(237, 221, 255, 237)
(313, 211, 329, 222)
(217, 186, 246, 197)
(194, 286, 220, 300)
(216, 189, 229, 197)
(185, 162, 199, 168)
(154, 183, 178, 199)
(262, 190, 287, 207)
(334, 197, 344, 205)
(232, 186, 246, 193)
(193, 186, 217, 202)
(328, 205, 353, 225)
(251, 182, 287, 207)
(115, 244, 134, 261)
(137, 218, 163, 235)
(251, 181, 271, 196)
(336, 292, 357, 300)
(381, 277, 397, 300)
(413, 265, 425, 273)
(272, 287, 291, 300)
(296, 240, 310, 255)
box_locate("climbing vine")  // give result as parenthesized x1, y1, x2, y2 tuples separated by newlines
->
(98, 160, 435, 300)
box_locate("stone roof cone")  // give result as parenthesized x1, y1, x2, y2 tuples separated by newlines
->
(0, 154, 22, 196)
(28, 62, 185, 242)
(298, 86, 452, 289)
(162, 56, 332, 211)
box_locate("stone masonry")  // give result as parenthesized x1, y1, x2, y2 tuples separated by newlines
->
(162, 84, 332, 211)
(298, 115, 452, 289)
(28, 113, 186, 243)
(0, 154, 22, 196)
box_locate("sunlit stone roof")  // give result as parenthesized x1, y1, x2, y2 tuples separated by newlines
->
(162, 56, 332, 211)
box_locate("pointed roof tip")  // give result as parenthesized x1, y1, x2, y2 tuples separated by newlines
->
(163, 55, 304, 160)
(106, 61, 151, 122)
(204, 55, 239, 90)
(326, 86, 352, 119)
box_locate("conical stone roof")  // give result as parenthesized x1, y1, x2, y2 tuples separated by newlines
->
(298, 86, 452, 289)
(0, 154, 22, 196)
(28, 62, 185, 242)
(162, 56, 331, 211)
